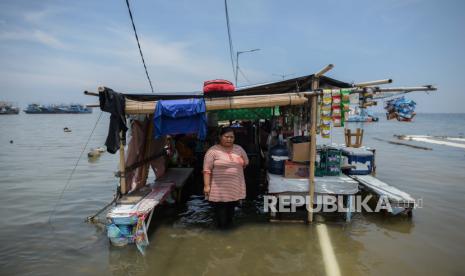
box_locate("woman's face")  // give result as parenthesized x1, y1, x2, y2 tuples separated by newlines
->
(220, 131, 235, 147)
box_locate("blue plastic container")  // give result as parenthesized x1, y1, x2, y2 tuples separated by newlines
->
(111, 215, 139, 225)
(118, 224, 133, 236)
(110, 237, 129, 247)
(342, 147, 374, 175)
(107, 224, 121, 238)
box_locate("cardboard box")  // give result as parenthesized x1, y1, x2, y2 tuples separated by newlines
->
(288, 137, 310, 162)
(284, 160, 309, 178)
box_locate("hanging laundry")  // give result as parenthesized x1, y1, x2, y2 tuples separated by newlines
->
(125, 118, 167, 193)
(153, 98, 207, 139)
(99, 87, 128, 154)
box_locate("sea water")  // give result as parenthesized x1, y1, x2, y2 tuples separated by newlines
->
(0, 113, 464, 275)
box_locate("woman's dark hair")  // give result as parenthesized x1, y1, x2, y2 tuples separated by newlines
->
(219, 126, 235, 136)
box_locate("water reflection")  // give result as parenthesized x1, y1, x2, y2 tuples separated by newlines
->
(104, 196, 372, 275)
(362, 214, 415, 234)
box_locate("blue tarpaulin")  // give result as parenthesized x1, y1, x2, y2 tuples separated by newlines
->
(153, 98, 207, 139)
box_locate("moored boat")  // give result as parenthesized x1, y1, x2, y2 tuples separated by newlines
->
(0, 101, 20, 115)
(24, 103, 92, 114)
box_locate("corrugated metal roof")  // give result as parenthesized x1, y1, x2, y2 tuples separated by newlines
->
(122, 74, 352, 102)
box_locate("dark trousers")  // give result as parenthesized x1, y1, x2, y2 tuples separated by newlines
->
(211, 201, 238, 229)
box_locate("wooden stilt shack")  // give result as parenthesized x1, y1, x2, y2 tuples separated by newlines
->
(86, 64, 437, 252)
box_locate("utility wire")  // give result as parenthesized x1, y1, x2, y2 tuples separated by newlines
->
(238, 68, 252, 84)
(125, 0, 155, 93)
(224, 0, 236, 78)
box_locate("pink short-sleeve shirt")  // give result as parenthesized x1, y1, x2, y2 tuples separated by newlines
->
(203, 144, 249, 202)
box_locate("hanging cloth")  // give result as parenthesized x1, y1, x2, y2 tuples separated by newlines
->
(99, 87, 128, 154)
(153, 98, 207, 139)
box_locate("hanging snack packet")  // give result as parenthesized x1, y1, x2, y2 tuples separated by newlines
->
(341, 89, 351, 102)
(322, 125, 331, 138)
(323, 89, 332, 105)
(320, 89, 334, 138)
(321, 116, 332, 126)
(332, 106, 341, 116)
(332, 89, 341, 102)
(333, 116, 342, 127)
(341, 89, 351, 112)
(321, 106, 331, 116)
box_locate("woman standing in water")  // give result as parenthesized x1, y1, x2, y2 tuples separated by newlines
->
(203, 127, 249, 229)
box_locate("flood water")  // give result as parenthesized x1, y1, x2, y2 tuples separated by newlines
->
(1, 113, 464, 276)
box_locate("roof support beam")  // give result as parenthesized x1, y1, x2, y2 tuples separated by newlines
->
(314, 64, 334, 78)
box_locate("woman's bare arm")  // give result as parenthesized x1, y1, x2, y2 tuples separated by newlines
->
(203, 172, 211, 199)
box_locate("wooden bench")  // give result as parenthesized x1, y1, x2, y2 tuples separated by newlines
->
(106, 168, 194, 252)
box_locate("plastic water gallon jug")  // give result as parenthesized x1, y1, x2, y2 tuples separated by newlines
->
(268, 143, 289, 175)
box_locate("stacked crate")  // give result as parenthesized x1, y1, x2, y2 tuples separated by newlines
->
(315, 147, 342, 176)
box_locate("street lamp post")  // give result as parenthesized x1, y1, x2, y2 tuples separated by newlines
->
(235, 48, 260, 86)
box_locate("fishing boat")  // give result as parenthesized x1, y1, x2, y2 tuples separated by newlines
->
(24, 103, 92, 114)
(83, 64, 436, 254)
(0, 101, 20, 115)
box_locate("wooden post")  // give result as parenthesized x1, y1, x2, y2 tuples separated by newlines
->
(371, 149, 376, 176)
(308, 64, 334, 223)
(307, 80, 318, 223)
(119, 131, 127, 195)
(139, 116, 154, 187)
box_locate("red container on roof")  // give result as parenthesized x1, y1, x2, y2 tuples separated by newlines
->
(203, 79, 235, 93)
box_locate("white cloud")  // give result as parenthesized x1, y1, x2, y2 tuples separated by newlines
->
(0, 29, 67, 49)
(0, 5, 69, 49)
(86, 27, 243, 87)
(33, 30, 66, 49)
(23, 6, 67, 24)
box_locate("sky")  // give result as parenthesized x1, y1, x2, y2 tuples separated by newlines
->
(0, 0, 464, 113)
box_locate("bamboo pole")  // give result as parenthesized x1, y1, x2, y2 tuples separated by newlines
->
(119, 131, 127, 195)
(307, 80, 318, 223)
(369, 86, 437, 93)
(315, 64, 334, 77)
(307, 64, 335, 223)
(354, 79, 392, 87)
(85, 104, 100, 108)
(307, 64, 333, 223)
(124, 91, 314, 115)
(84, 85, 436, 110)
